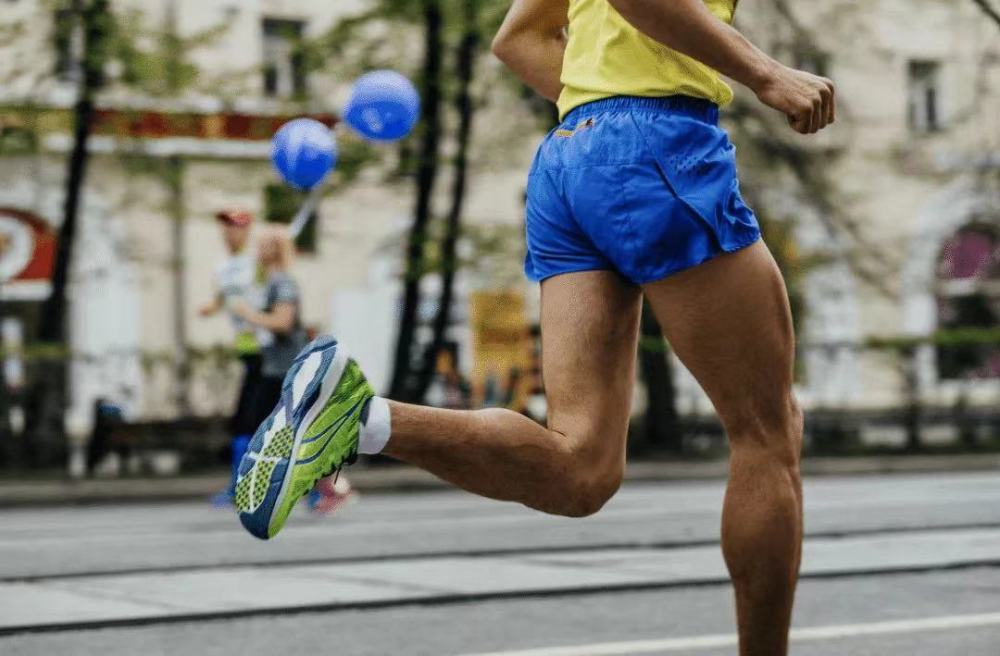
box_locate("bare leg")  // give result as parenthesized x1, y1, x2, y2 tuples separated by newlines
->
(643, 241, 803, 656)
(383, 271, 641, 517)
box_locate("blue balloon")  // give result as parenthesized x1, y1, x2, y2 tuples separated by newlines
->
(270, 118, 337, 189)
(344, 70, 421, 142)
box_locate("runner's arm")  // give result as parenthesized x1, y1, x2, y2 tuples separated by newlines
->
(492, 0, 569, 102)
(232, 301, 295, 334)
(607, 0, 835, 134)
(199, 291, 224, 317)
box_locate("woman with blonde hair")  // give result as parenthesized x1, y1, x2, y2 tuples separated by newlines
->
(233, 225, 302, 392)
(233, 225, 355, 515)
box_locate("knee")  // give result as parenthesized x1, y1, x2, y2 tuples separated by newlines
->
(561, 467, 623, 518)
(727, 393, 803, 465)
(552, 436, 624, 518)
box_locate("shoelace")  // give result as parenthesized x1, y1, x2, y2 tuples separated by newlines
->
(311, 445, 357, 498)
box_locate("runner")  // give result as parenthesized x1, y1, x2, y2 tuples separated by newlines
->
(199, 209, 260, 507)
(236, 1, 835, 653)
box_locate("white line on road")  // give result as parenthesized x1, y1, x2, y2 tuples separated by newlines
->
(459, 611, 1000, 656)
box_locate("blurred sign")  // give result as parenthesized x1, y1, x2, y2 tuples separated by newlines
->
(0, 106, 336, 142)
(0, 216, 33, 281)
(469, 290, 531, 397)
(0, 209, 55, 300)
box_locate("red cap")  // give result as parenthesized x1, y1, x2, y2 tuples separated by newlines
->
(215, 209, 254, 227)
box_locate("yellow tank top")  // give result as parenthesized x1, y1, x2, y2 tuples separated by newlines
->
(558, 0, 737, 119)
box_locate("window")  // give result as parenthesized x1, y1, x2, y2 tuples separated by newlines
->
(908, 60, 942, 133)
(264, 184, 317, 253)
(52, 7, 84, 81)
(936, 225, 1000, 379)
(262, 18, 306, 99)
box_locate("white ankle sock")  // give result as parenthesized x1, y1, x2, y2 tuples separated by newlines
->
(359, 396, 392, 455)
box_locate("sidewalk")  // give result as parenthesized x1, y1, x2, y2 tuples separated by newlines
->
(1, 453, 997, 507)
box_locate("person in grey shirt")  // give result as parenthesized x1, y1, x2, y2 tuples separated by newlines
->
(232, 225, 306, 408)
(232, 225, 356, 515)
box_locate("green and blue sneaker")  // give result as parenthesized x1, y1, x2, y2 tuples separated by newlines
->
(235, 336, 373, 540)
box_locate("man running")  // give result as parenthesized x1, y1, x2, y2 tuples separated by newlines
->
(200, 209, 260, 506)
(236, 1, 834, 653)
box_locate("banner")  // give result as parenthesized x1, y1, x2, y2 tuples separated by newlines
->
(468, 290, 532, 408)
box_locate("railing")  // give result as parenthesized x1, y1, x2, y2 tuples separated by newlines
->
(0, 331, 998, 470)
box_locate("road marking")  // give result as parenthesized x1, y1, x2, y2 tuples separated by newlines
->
(459, 611, 1000, 656)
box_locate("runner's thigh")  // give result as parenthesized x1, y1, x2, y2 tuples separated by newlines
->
(540, 270, 642, 466)
(641, 241, 797, 436)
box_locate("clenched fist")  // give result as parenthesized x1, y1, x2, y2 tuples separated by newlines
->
(753, 63, 836, 134)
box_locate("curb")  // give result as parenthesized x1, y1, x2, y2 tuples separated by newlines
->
(0, 454, 997, 507)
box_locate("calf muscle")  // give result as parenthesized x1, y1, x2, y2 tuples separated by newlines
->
(643, 242, 803, 656)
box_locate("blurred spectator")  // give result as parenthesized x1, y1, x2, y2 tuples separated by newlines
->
(502, 366, 526, 412)
(86, 397, 128, 476)
(480, 365, 505, 409)
(200, 209, 260, 506)
(427, 343, 472, 410)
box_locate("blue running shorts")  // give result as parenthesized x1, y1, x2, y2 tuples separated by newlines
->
(524, 96, 761, 284)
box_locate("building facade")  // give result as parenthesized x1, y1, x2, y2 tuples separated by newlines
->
(729, 0, 1000, 439)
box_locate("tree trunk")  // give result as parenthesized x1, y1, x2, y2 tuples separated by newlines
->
(39, 0, 108, 343)
(388, 0, 443, 402)
(413, 0, 480, 401)
(638, 300, 682, 452)
(31, 0, 109, 465)
(902, 346, 922, 453)
(167, 156, 191, 417)
(39, 0, 109, 342)
(970, 0, 1000, 31)
(164, 2, 190, 417)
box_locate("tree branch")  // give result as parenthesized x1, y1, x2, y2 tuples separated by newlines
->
(970, 0, 1000, 31)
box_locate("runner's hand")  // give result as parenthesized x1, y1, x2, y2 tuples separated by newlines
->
(229, 299, 253, 320)
(753, 63, 835, 135)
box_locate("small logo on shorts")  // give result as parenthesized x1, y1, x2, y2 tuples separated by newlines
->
(555, 117, 596, 138)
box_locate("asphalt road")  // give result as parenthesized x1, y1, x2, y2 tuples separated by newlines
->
(1, 471, 999, 655)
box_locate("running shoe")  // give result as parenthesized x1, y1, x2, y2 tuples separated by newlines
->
(235, 336, 373, 540)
